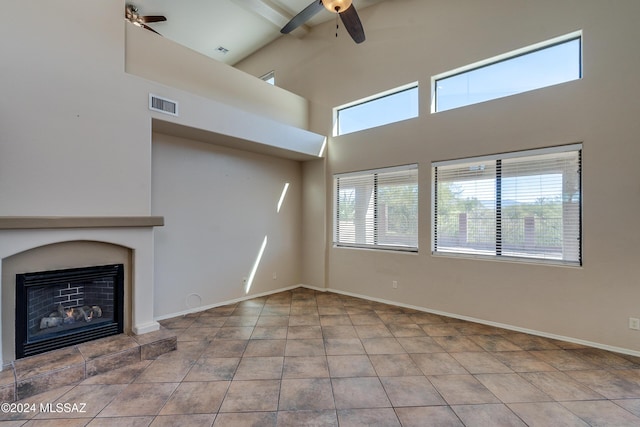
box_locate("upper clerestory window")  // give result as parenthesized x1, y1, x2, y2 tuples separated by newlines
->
(432, 31, 582, 113)
(334, 82, 419, 136)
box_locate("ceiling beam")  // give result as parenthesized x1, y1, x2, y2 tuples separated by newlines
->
(231, 0, 309, 36)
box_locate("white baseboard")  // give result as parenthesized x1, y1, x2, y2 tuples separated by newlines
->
(153, 283, 640, 358)
(316, 285, 640, 358)
(153, 284, 306, 322)
(133, 321, 161, 335)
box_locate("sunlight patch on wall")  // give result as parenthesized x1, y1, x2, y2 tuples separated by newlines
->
(277, 183, 290, 213)
(245, 235, 268, 294)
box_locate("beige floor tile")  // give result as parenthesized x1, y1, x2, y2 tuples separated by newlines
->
(86, 416, 154, 427)
(321, 325, 359, 339)
(327, 355, 376, 377)
(349, 314, 384, 325)
(288, 315, 321, 326)
(387, 324, 427, 338)
(530, 350, 600, 371)
(34, 384, 126, 419)
(202, 339, 248, 357)
(287, 326, 323, 339)
(566, 370, 640, 399)
(150, 414, 216, 427)
(331, 378, 391, 409)
(354, 324, 393, 339)
(421, 324, 463, 337)
(503, 333, 562, 351)
(475, 373, 551, 403)
(324, 338, 365, 355)
(97, 383, 179, 417)
(284, 339, 326, 356)
(395, 406, 463, 427)
(613, 399, 640, 417)
(519, 371, 604, 401)
(249, 326, 288, 340)
(319, 315, 352, 326)
(491, 351, 558, 373)
(233, 356, 283, 380)
(429, 374, 500, 405)
(215, 327, 254, 340)
(369, 354, 422, 377)
(176, 326, 218, 342)
(278, 378, 335, 411)
(276, 410, 338, 426)
(508, 402, 590, 426)
(256, 316, 289, 327)
(452, 403, 527, 426)
(183, 356, 240, 381)
(433, 336, 485, 352)
(450, 352, 513, 374)
(396, 336, 444, 353)
(282, 356, 329, 379)
(361, 338, 406, 355)
(159, 381, 229, 415)
(134, 357, 194, 383)
(561, 400, 640, 426)
(243, 339, 286, 356)
(411, 353, 468, 375)
(380, 376, 446, 407)
(219, 380, 280, 412)
(337, 408, 400, 427)
(213, 411, 277, 426)
(468, 335, 523, 352)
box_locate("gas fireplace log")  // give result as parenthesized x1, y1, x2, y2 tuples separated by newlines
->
(38, 304, 104, 329)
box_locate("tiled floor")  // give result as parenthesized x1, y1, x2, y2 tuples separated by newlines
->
(2, 287, 640, 426)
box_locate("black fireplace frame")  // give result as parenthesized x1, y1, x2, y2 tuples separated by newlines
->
(15, 264, 124, 359)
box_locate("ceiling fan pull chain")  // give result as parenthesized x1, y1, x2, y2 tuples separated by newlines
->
(335, 14, 339, 38)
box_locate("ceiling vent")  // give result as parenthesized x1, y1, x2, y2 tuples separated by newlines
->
(149, 94, 178, 116)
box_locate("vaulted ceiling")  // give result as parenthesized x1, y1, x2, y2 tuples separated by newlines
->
(128, 0, 385, 65)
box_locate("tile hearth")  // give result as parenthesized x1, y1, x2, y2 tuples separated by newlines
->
(1, 328, 177, 402)
(1, 287, 640, 426)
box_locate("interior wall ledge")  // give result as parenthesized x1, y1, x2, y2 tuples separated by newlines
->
(0, 216, 165, 230)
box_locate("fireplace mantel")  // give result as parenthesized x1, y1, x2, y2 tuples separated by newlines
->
(0, 216, 164, 230)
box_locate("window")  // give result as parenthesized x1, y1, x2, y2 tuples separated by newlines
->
(432, 31, 582, 112)
(335, 83, 419, 136)
(432, 145, 581, 265)
(334, 164, 418, 251)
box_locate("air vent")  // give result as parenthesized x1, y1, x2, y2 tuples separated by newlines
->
(149, 94, 178, 116)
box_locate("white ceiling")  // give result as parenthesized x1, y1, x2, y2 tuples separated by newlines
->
(129, 0, 385, 65)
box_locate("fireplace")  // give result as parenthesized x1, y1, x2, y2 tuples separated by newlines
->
(15, 264, 124, 359)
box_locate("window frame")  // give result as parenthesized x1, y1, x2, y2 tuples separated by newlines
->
(333, 82, 419, 136)
(334, 164, 419, 253)
(431, 144, 582, 266)
(431, 31, 582, 113)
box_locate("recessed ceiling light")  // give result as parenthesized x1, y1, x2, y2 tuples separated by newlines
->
(216, 46, 230, 54)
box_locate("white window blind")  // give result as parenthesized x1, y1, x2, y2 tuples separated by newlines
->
(432, 145, 581, 265)
(335, 164, 418, 251)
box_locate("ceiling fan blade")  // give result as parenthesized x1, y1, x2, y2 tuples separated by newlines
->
(281, 0, 324, 34)
(339, 5, 365, 44)
(141, 23, 162, 36)
(140, 15, 167, 23)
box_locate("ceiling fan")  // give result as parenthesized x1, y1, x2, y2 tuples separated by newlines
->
(125, 4, 167, 36)
(281, 0, 365, 44)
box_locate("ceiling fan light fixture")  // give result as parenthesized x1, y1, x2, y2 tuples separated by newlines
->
(322, 0, 352, 13)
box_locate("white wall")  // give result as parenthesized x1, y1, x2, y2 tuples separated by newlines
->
(1, 1, 324, 332)
(151, 133, 303, 317)
(237, 0, 640, 353)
